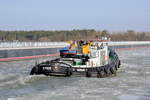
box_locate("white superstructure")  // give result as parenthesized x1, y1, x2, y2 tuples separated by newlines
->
(72, 42, 109, 68)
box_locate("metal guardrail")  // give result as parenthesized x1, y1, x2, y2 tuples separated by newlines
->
(108, 41, 150, 46)
(0, 42, 69, 48)
(0, 41, 150, 48)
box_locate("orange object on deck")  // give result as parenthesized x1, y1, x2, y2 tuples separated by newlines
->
(82, 44, 90, 55)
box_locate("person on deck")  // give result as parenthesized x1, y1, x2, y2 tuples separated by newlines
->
(69, 41, 77, 50)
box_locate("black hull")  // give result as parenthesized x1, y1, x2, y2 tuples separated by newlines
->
(30, 58, 121, 78)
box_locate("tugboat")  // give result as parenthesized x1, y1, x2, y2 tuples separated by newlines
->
(30, 40, 121, 78)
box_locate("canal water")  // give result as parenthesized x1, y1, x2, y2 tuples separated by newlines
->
(0, 48, 150, 100)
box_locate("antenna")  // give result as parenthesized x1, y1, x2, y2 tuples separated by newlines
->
(35, 58, 38, 66)
(35, 60, 38, 65)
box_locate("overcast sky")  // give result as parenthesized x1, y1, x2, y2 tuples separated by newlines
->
(0, 0, 150, 31)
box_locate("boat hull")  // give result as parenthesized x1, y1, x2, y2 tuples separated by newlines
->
(30, 58, 121, 78)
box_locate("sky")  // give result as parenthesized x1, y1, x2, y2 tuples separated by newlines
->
(0, 0, 150, 31)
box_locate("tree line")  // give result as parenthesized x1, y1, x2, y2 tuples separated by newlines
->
(0, 29, 150, 42)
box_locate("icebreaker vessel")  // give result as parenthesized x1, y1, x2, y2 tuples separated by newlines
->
(30, 40, 121, 78)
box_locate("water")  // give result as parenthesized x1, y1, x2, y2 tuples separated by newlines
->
(0, 48, 150, 100)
